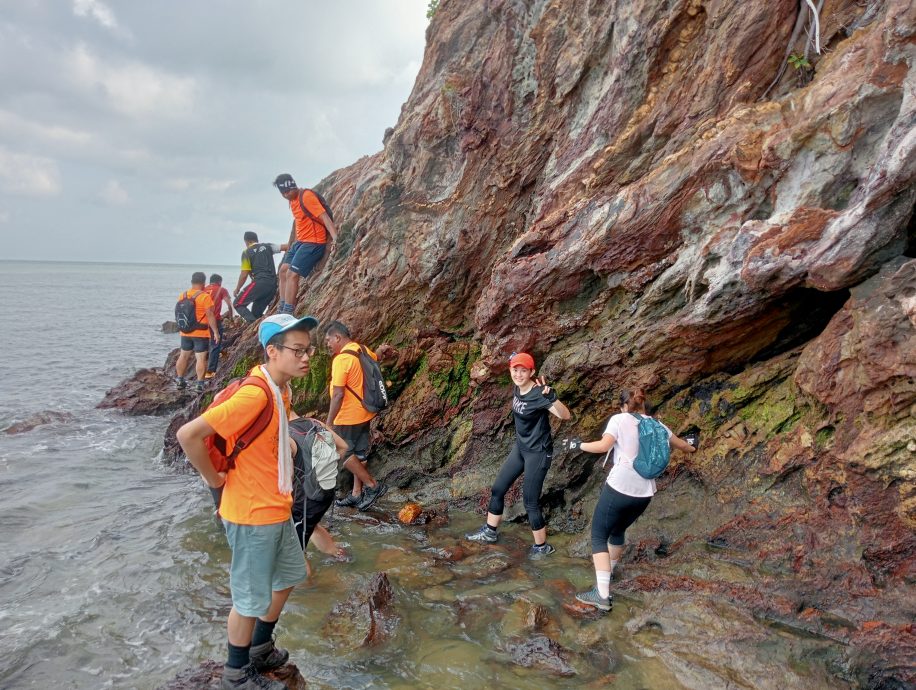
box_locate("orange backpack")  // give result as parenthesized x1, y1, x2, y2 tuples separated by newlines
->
(204, 376, 274, 473)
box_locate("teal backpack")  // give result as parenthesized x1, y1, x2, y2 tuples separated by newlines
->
(630, 413, 671, 479)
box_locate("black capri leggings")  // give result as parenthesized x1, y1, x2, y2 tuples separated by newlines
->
(591, 484, 652, 552)
(487, 443, 551, 531)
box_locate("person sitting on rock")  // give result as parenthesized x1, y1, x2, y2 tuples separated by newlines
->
(175, 271, 219, 392)
(325, 320, 391, 512)
(177, 313, 319, 690)
(465, 352, 571, 558)
(234, 231, 287, 323)
(562, 387, 697, 612)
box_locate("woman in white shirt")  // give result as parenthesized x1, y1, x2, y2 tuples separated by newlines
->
(565, 388, 696, 611)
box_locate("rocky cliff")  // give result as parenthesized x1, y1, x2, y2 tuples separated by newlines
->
(107, 1, 915, 686)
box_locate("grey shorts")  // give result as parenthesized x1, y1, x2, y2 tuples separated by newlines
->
(222, 518, 306, 617)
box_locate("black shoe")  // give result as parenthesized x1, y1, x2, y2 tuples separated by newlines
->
(175, 376, 187, 389)
(335, 493, 361, 508)
(465, 525, 498, 543)
(357, 482, 388, 511)
(249, 640, 288, 672)
(220, 663, 287, 690)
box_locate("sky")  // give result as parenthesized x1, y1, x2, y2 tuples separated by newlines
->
(0, 1, 429, 265)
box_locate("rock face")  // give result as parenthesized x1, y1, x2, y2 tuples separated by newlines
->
(108, 0, 914, 684)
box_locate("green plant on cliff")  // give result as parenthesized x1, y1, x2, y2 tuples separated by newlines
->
(429, 345, 479, 406)
(426, 0, 440, 20)
(787, 53, 811, 70)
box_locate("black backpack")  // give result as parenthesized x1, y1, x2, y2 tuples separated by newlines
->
(298, 188, 335, 223)
(175, 290, 204, 332)
(336, 345, 390, 413)
(290, 418, 339, 542)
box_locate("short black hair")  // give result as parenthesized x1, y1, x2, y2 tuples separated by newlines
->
(325, 320, 351, 339)
(209, 273, 222, 284)
(191, 271, 206, 285)
(266, 323, 313, 350)
(243, 231, 258, 243)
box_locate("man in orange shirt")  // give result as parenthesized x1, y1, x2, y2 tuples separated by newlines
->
(325, 320, 390, 511)
(176, 272, 219, 392)
(273, 173, 337, 315)
(177, 313, 318, 690)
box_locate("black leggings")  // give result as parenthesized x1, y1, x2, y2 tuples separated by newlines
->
(234, 279, 277, 322)
(591, 484, 651, 552)
(487, 443, 551, 531)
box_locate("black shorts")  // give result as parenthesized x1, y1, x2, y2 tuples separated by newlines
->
(180, 335, 209, 353)
(293, 488, 335, 549)
(333, 421, 371, 460)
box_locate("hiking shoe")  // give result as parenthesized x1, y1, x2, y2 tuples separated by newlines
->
(220, 663, 287, 690)
(194, 380, 206, 392)
(465, 525, 498, 543)
(528, 542, 556, 559)
(249, 640, 288, 672)
(357, 482, 388, 511)
(176, 376, 187, 389)
(204, 372, 216, 380)
(335, 493, 361, 508)
(575, 586, 612, 612)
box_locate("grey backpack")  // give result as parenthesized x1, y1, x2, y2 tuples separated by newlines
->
(290, 418, 339, 510)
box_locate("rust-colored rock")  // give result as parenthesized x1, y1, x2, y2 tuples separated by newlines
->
(157, 659, 307, 690)
(323, 572, 399, 648)
(397, 501, 450, 526)
(397, 502, 422, 524)
(97, 368, 193, 416)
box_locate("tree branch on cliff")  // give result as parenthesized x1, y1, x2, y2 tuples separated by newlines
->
(761, 0, 823, 100)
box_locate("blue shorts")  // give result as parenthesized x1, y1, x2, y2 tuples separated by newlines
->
(287, 241, 326, 277)
(280, 241, 302, 266)
(223, 518, 306, 617)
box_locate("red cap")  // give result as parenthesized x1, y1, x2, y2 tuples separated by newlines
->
(509, 352, 535, 370)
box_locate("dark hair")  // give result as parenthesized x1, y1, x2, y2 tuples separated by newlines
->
(191, 271, 206, 285)
(209, 273, 222, 284)
(243, 231, 258, 243)
(266, 323, 312, 351)
(325, 320, 351, 339)
(620, 388, 647, 412)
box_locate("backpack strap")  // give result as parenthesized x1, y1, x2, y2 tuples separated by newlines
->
(629, 412, 644, 422)
(225, 376, 275, 467)
(298, 189, 328, 225)
(334, 349, 365, 403)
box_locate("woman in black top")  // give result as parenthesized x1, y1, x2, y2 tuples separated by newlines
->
(466, 352, 571, 557)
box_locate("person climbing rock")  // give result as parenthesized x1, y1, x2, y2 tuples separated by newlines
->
(175, 271, 218, 392)
(203, 273, 236, 379)
(325, 320, 393, 512)
(562, 387, 697, 612)
(273, 173, 336, 315)
(176, 313, 318, 690)
(234, 231, 287, 323)
(465, 352, 571, 558)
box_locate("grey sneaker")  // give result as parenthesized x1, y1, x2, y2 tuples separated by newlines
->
(465, 525, 498, 543)
(575, 586, 612, 612)
(357, 482, 388, 511)
(194, 380, 206, 393)
(335, 493, 361, 508)
(528, 543, 556, 559)
(249, 640, 288, 672)
(176, 376, 187, 389)
(220, 663, 287, 690)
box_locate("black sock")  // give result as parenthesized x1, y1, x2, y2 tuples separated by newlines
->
(534, 541, 546, 547)
(251, 618, 278, 647)
(226, 642, 250, 669)
(485, 523, 498, 531)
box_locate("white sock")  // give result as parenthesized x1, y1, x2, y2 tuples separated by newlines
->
(609, 559, 619, 574)
(596, 570, 611, 598)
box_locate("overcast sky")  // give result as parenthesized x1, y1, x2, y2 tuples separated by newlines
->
(0, 1, 428, 265)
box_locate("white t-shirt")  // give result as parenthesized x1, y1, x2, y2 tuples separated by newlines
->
(603, 413, 672, 498)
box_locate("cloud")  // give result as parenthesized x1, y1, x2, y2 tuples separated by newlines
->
(73, 0, 119, 32)
(67, 43, 195, 119)
(0, 147, 61, 197)
(101, 179, 129, 205)
(164, 177, 237, 193)
(0, 109, 93, 147)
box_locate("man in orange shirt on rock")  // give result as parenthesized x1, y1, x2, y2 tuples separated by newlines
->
(325, 320, 391, 511)
(175, 272, 219, 392)
(177, 313, 318, 690)
(273, 173, 337, 315)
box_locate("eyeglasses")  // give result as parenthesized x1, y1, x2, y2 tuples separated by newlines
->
(276, 344, 316, 358)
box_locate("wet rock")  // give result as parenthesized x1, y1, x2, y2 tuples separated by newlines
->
(449, 550, 515, 580)
(323, 572, 399, 648)
(397, 500, 450, 526)
(576, 625, 622, 674)
(502, 634, 576, 677)
(375, 547, 453, 589)
(161, 320, 179, 333)
(3, 411, 76, 434)
(157, 659, 307, 690)
(500, 598, 560, 639)
(97, 368, 193, 416)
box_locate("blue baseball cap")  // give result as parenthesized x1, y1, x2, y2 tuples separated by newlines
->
(258, 314, 319, 348)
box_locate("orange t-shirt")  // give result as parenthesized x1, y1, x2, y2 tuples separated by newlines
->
(330, 342, 378, 426)
(202, 366, 293, 525)
(289, 190, 328, 244)
(177, 289, 214, 338)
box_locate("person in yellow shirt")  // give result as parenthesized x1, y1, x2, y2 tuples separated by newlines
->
(177, 313, 318, 690)
(175, 272, 219, 392)
(324, 320, 391, 511)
